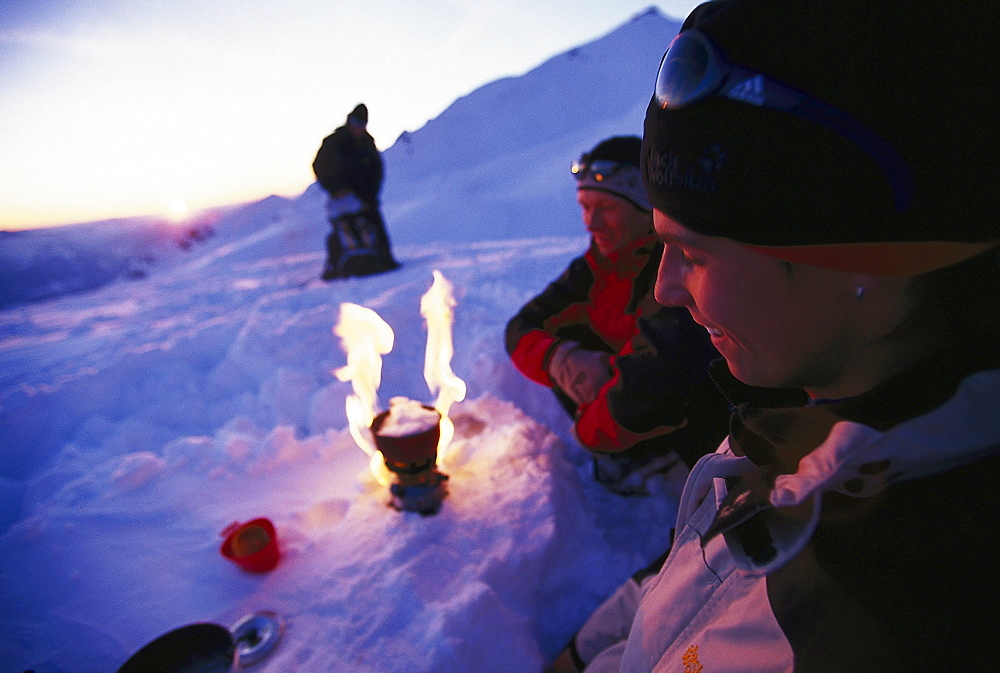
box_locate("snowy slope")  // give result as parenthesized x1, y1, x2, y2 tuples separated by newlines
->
(382, 7, 675, 244)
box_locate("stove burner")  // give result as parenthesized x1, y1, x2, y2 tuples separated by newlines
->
(389, 469, 449, 515)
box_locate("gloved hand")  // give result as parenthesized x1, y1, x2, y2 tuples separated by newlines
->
(547, 340, 613, 407)
(326, 191, 364, 219)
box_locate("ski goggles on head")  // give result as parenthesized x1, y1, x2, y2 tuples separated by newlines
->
(653, 29, 914, 212)
(572, 154, 651, 211)
(571, 156, 632, 183)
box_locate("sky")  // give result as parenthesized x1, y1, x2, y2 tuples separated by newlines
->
(0, 0, 702, 231)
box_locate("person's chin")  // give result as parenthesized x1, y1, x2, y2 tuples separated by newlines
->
(593, 239, 617, 256)
(728, 358, 793, 391)
(724, 351, 768, 387)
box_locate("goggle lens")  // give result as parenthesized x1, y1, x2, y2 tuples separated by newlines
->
(655, 33, 716, 108)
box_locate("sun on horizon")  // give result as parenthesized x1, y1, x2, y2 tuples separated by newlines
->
(167, 200, 189, 221)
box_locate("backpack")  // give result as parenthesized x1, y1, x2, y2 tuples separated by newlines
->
(324, 212, 394, 279)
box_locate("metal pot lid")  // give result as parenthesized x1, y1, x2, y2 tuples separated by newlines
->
(230, 611, 283, 667)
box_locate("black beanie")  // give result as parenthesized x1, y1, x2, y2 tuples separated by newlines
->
(641, 0, 999, 275)
(577, 136, 651, 212)
(589, 136, 641, 166)
(348, 103, 368, 127)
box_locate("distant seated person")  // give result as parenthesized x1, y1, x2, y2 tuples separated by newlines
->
(505, 136, 728, 495)
(312, 103, 400, 279)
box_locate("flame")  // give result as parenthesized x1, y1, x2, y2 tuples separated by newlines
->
(333, 303, 394, 485)
(333, 271, 467, 485)
(421, 270, 467, 464)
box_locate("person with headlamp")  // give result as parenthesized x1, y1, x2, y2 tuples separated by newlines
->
(506, 135, 727, 496)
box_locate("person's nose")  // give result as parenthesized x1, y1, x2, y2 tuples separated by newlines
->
(654, 245, 692, 307)
(585, 210, 606, 232)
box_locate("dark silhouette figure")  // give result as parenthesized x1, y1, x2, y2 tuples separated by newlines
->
(312, 103, 399, 279)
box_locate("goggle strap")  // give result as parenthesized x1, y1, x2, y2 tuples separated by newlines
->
(778, 94, 914, 212)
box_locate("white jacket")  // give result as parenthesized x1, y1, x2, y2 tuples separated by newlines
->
(585, 367, 1000, 673)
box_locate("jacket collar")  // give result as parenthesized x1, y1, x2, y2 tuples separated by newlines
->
(702, 355, 1000, 570)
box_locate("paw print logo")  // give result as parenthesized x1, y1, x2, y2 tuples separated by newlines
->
(698, 144, 727, 173)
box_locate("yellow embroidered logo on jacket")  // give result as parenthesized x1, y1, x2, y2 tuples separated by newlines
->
(682, 644, 703, 673)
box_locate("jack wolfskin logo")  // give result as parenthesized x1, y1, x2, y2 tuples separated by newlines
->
(727, 74, 766, 106)
(682, 644, 703, 672)
(646, 147, 725, 193)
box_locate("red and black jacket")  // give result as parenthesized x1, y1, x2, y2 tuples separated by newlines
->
(505, 235, 728, 466)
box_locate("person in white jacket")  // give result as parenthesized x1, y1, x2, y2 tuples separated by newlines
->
(552, 0, 1000, 671)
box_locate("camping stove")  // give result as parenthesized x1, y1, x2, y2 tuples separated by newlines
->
(370, 406, 449, 515)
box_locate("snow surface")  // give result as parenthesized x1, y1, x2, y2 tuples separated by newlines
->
(0, 10, 685, 673)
